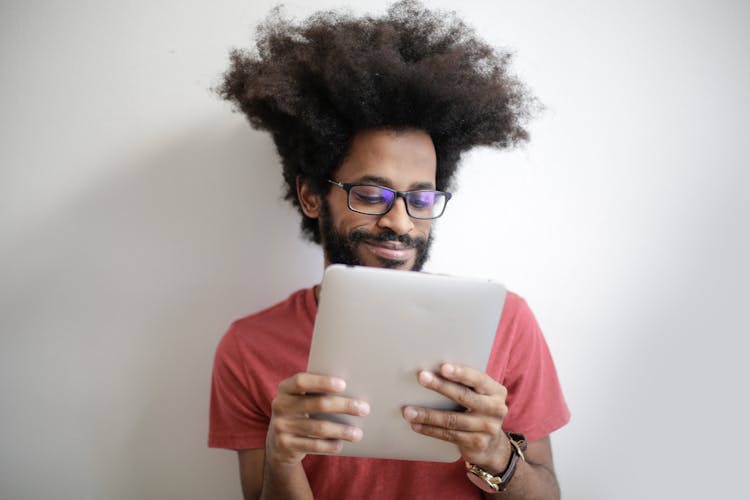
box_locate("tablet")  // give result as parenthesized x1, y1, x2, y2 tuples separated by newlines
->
(307, 264, 506, 462)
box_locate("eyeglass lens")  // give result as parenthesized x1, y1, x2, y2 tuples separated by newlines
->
(349, 185, 446, 218)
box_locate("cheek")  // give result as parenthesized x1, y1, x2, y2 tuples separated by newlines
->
(332, 209, 433, 238)
(332, 218, 363, 238)
(416, 221, 433, 237)
(335, 211, 378, 232)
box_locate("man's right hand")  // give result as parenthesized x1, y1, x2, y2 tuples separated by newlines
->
(265, 372, 370, 466)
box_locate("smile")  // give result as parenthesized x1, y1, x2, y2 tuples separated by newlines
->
(362, 241, 415, 261)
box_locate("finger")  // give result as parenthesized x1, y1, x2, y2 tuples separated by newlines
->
(278, 372, 346, 395)
(416, 370, 485, 411)
(297, 394, 371, 417)
(272, 393, 370, 418)
(408, 422, 492, 451)
(417, 371, 507, 415)
(402, 406, 502, 435)
(271, 433, 346, 455)
(438, 364, 505, 397)
(276, 416, 364, 443)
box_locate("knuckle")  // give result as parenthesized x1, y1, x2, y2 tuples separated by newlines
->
(486, 398, 506, 417)
(314, 395, 333, 413)
(304, 395, 331, 414)
(469, 433, 485, 450)
(313, 439, 339, 453)
(308, 419, 330, 437)
(445, 412, 459, 430)
(484, 420, 501, 436)
(291, 372, 306, 388)
(269, 418, 284, 434)
(456, 385, 474, 406)
(422, 409, 438, 425)
(276, 433, 294, 449)
(439, 428, 457, 442)
(314, 395, 354, 414)
(498, 404, 508, 419)
(270, 396, 286, 414)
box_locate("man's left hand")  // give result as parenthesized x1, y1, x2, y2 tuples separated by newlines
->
(402, 363, 511, 472)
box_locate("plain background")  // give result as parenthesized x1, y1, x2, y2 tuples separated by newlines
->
(1, 1, 748, 498)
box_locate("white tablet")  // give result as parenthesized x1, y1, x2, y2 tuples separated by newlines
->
(307, 264, 506, 462)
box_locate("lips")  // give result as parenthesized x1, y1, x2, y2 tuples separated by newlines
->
(362, 240, 415, 261)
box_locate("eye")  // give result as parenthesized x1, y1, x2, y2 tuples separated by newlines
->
(408, 191, 437, 209)
(351, 186, 391, 205)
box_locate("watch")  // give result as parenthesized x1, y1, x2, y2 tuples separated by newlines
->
(465, 432, 527, 493)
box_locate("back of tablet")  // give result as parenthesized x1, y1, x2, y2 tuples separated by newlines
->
(307, 265, 506, 462)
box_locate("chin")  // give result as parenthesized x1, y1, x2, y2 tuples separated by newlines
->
(378, 258, 412, 270)
(359, 253, 416, 271)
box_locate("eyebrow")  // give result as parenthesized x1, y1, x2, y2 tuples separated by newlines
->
(355, 175, 435, 191)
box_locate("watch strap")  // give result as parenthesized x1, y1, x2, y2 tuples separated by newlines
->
(465, 432, 527, 493)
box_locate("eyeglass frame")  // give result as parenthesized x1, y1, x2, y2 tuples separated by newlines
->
(326, 178, 452, 220)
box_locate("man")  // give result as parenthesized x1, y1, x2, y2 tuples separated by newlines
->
(209, 1, 570, 498)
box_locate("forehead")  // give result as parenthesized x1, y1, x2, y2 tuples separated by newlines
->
(333, 129, 437, 189)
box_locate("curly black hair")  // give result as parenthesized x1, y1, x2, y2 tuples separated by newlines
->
(219, 0, 534, 243)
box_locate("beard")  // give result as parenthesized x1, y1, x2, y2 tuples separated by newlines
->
(319, 200, 432, 271)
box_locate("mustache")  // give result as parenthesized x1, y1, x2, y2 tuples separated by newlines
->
(349, 228, 426, 248)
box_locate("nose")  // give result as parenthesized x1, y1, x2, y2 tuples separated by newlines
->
(376, 197, 415, 235)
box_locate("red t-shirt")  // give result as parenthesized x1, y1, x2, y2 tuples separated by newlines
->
(209, 287, 570, 499)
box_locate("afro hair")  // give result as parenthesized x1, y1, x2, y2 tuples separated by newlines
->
(219, 0, 534, 243)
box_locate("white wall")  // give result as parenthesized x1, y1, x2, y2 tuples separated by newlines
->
(1, 1, 748, 498)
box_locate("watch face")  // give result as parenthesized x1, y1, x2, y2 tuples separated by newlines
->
(466, 471, 499, 493)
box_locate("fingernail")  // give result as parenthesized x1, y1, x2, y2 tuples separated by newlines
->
(351, 427, 363, 441)
(356, 401, 370, 415)
(419, 371, 434, 384)
(442, 364, 455, 376)
(331, 378, 346, 391)
(403, 407, 418, 421)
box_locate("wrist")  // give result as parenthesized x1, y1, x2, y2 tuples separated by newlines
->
(265, 449, 305, 468)
(483, 435, 513, 474)
(264, 441, 305, 468)
(465, 432, 527, 493)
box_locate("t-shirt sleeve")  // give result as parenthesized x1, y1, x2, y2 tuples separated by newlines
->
(498, 296, 570, 443)
(208, 325, 270, 450)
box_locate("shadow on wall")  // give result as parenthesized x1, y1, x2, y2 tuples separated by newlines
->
(0, 119, 321, 499)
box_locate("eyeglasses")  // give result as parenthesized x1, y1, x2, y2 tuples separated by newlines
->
(327, 179, 452, 220)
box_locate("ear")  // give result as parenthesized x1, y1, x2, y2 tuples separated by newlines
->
(296, 176, 322, 218)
